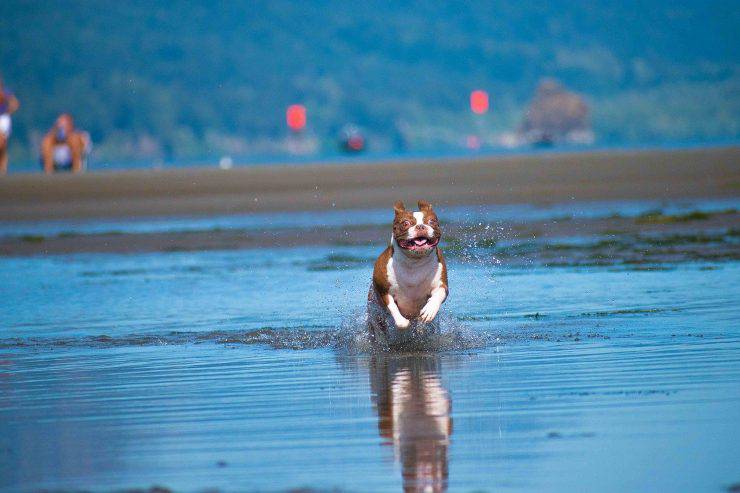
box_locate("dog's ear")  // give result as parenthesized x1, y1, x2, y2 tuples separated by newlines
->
(393, 201, 406, 215)
(417, 200, 433, 211)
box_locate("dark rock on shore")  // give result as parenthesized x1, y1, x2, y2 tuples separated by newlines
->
(519, 78, 594, 146)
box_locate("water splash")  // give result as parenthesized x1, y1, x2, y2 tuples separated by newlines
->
(335, 310, 495, 354)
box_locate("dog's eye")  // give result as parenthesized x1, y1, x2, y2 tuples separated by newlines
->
(428, 219, 438, 226)
(401, 220, 412, 229)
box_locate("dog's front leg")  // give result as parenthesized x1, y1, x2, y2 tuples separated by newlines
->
(419, 287, 446, 323)
(382, 294, 411, 329)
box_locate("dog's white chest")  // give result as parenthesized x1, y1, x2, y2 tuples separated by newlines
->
(386, 255, 441, 317)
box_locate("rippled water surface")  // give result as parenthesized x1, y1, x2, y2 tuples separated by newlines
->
(1, 201, 739, 492)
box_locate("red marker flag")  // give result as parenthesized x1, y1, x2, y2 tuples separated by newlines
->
(470, 90, 489, 114)
(286, 104, 307, 132)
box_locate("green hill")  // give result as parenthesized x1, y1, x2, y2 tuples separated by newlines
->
(1, 0, 738, 164)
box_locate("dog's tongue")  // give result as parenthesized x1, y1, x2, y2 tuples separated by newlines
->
(414, 238, 427, 246)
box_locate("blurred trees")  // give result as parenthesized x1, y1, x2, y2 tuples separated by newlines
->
(0, 0, 737, 165)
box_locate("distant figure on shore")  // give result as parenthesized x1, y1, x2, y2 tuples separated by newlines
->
(0, 76, 21, 176)
(518, 78, 594, 146)
(41, 114, 91, 174)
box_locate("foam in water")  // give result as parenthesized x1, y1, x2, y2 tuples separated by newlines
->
(336, 310, 494, 354)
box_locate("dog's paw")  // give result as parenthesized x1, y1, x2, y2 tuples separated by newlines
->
(419, 303, 440, 323)
(394, 316, 411, 329)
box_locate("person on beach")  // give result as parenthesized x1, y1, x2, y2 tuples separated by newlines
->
(0, 77, 21, 176)
(41, 114, 90, 174)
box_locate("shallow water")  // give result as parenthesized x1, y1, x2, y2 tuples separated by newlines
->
(1, 203, 739, 492)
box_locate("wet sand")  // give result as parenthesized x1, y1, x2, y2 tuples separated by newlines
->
(1, 148, 738, 491)
(1, 146, 738, 221)
(1, 207, 738, 257)
(1, 191, 739, 491)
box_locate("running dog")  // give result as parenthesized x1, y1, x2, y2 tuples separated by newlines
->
(368, 200, 448, 346)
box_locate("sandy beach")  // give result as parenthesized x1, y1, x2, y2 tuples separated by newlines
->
(1, 146, 738, 222)
(2, 148, 739, 492)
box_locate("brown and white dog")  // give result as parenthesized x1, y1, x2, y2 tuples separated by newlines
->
(368, 200, 448, 345)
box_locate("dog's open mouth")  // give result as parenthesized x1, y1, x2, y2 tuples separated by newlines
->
(397, 236, 439, 250)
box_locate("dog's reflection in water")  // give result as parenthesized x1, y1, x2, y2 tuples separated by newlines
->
(369, 353, 452, 493)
